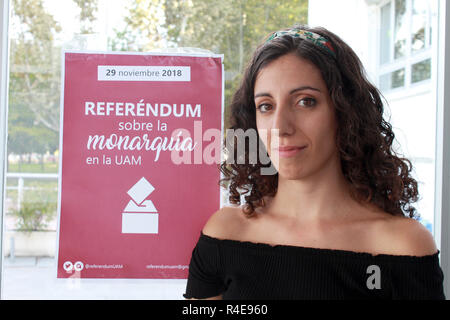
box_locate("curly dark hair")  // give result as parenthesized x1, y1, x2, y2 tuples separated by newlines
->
(219, 25, 419, 219)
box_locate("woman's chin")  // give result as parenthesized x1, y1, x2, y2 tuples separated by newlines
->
(275, 165, 306, 180)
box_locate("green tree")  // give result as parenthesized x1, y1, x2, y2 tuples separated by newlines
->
(73, 0, 98, 34)
(9, 0, 62, 133)
(69, 0, 99, 49)
(109, 0, 166, 51)
(8, 0, 62, 171)
(9, 0, 98, 172)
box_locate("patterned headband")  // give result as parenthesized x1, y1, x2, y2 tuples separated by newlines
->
(266, 28, 336, 58)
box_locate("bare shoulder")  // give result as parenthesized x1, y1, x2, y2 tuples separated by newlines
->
(375, 215, 438, 256)
(202, 206, 249, 240)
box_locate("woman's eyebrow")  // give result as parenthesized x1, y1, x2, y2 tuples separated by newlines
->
(254, 92, 272, 99)
(289, 86, 321, 94)
(254, 86, 321, 99)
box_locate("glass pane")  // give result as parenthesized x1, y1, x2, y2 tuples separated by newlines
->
(379, 68, 405, 91)
(392, 68, 405, 88)
(411, 0, 428, 52)
(411, 58, 431, 83)
(394, 0, 407, 59)
(4, 0, 308, 299)
(380, 3, 392, 64)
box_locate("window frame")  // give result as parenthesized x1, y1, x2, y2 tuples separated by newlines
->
(0, 0, 11, 299)
(435, 0, 450, 298)
(377, 0, 434, 93)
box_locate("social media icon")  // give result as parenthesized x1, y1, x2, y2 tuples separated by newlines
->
(74, 261, 84, 272)
(63, 261, 73, 272)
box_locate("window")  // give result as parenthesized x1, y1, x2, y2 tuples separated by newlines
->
(379, 68, 405, 91)
(411, 58, 431, 83)
(2, 0, 309, 299)
(374, 0, 439, 236)
(378, 0, 434, 91)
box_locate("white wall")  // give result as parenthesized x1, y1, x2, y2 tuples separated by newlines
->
(387, 88, 436, 224)
(308, 0, 376, 80)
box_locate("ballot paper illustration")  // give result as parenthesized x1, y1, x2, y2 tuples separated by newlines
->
(122, 177, 158, 234)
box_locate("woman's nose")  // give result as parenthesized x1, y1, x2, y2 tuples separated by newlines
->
(272, 106, 295, 136)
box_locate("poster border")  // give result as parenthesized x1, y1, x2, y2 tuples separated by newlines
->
(54, 49, 225, 280)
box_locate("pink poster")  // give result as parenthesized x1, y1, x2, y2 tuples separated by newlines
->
(57, 52, 223, 279)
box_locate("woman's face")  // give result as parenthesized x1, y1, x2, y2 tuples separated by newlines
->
(254, 52, 339, 180)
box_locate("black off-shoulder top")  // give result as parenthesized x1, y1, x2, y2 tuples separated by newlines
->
(183, 232, 445, 300)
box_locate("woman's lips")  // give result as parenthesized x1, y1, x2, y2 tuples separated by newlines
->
(273, 146, 307, 158)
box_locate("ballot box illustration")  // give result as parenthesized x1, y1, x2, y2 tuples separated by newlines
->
(122, 177, 158, 234)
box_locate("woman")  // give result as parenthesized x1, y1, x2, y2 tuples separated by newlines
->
(183, 25, 445, 299)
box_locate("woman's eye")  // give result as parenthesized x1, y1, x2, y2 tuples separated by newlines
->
(257, 104, 272, 113)
(297, 98, 316, 107)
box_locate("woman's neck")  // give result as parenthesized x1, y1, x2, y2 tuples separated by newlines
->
(262, 158, 361, 223)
